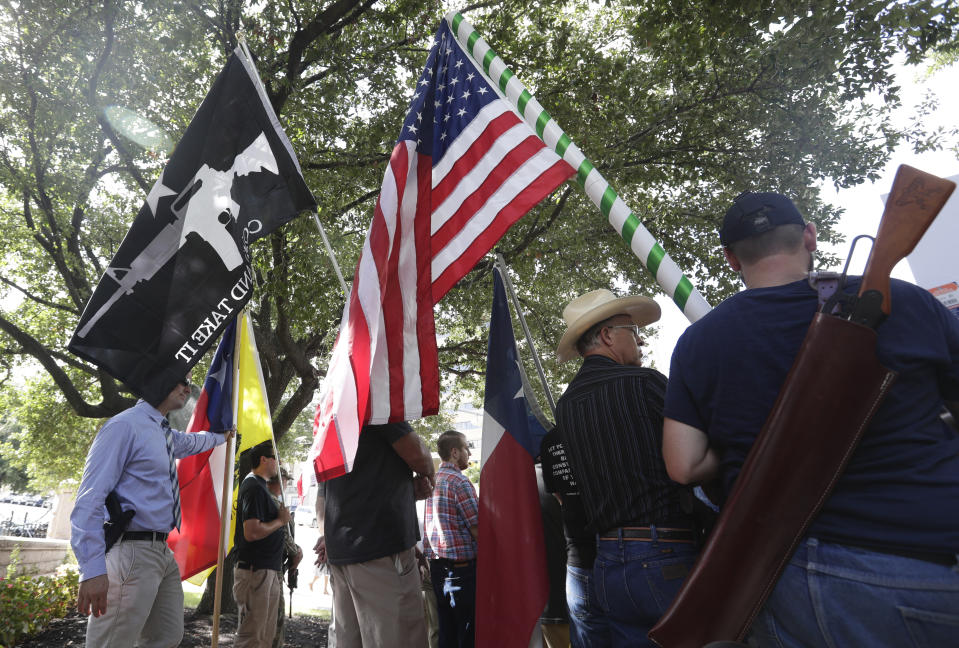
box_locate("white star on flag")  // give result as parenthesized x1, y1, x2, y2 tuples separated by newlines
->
(145, 173, 176, 216)
(310, 17, 573, 482)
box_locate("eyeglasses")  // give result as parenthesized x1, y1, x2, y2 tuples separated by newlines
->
(177, 380, 194, 389)
(607, 324, 642, 340)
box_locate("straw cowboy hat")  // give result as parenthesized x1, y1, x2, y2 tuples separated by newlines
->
(556, 289, 660, 363)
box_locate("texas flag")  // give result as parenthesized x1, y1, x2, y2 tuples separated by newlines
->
(476, 266, 550, 646)
(167, 319, 236, 579)
(167, 310, 276, 581)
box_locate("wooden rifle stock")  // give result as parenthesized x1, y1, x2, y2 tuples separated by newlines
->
(860, 165, 956, 313)
(648, 165, 955, 648)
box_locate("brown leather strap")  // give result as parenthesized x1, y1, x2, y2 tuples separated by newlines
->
(650, 315, 896, 648)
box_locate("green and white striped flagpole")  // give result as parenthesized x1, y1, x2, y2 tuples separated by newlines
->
(447, 12, 712, 323)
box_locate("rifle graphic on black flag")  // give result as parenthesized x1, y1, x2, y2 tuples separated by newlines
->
(68, 47, 316, 405)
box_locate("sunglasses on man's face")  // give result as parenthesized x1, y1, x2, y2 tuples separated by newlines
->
(177, 380, 194, 389)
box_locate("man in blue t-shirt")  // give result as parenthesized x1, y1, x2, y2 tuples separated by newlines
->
(663, 191, 959, 647)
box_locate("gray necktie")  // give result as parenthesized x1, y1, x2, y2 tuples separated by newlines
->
(162, 419, 181, 531)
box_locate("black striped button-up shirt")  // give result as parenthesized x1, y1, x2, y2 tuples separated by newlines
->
(556, 355, 686, 534)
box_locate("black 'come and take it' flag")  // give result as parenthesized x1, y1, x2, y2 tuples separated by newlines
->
(69, 47, 316, 405)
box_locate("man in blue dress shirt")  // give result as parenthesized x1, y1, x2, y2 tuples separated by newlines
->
(70, 375, 231, 647)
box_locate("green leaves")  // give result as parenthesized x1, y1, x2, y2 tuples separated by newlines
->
(0, 566, 79, 646)
(0, 0, 955, 489)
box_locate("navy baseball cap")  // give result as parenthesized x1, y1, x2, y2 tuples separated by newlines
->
(719, 192, 805, 247)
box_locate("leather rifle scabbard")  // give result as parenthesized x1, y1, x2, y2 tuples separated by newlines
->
(649, 314, 896, 648)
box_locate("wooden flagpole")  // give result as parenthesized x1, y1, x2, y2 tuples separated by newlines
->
(211, 312, 244, 648)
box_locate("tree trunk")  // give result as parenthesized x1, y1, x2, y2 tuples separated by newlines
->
(195, 548, 238, 615)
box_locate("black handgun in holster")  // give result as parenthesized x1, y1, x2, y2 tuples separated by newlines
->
(103, 490, 136, 553)
(285, 558, 298, 591)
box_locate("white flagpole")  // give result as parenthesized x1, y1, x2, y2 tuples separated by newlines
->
(447, 12, 711, 323)
(312, 211, 350, 299)
(494, 253, 557, 417)
(235, 36, 350, 302)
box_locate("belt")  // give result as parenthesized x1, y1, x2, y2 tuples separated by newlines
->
(599, 526, 698, 544)
(431, 557, 475, 568)
(236, 561, 279, 571)
(122, 531, 168, 542)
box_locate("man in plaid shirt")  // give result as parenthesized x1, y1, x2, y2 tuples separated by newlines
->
(424, 430, 479, 648)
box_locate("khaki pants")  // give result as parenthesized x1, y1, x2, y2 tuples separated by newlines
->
(330, 548, 428, 648)
(234, 567, 283, 648)
(86, 537, 184, 648)
(422, 581, 439, 648)
(542, 622, 571, 648)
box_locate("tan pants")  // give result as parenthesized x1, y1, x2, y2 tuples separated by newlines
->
(330, 548, 428, 648)
(542, 622, 571, 648)
(86, 537, 184, 648)
(234, 567, 283, 648)
(422, 579, 439, 648)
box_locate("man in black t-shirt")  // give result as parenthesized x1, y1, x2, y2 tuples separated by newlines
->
(234, 441, 290, 648)
(315, 421, 435, 648)
(540, 427, 610, 648)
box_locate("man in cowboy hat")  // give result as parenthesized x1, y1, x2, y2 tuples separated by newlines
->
(554, 289, 698, 646)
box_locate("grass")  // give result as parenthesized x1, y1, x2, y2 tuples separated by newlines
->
(184, 590, 202, 609)
(182, 591, 331, 621)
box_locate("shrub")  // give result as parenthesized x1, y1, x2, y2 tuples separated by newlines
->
(0, 565, 78, 647)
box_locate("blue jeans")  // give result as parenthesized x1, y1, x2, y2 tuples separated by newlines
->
(594, 529, 698, 647)
(567, 564, 611, 648)
(749, 537, 959, 648)
(429, 559, 476, 648)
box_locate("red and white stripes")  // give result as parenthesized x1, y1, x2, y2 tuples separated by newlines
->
(311, 27, 573, 481)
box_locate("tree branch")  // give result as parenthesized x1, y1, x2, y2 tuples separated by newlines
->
(0, 311, 129, 418)
(87, 2, 151, 194)
(270, 0, 374, 111)
(0, 276, 78, 315)
(305, 153, 389, 171)
(334, 188, 379, 217)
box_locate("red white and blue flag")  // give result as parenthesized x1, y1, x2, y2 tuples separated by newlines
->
(167, 319, 235, 579)
(310, 19, 573, 480)
(476, 267, 550, 646)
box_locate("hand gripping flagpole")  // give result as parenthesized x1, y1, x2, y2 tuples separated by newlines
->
(446, 12, 711, 322)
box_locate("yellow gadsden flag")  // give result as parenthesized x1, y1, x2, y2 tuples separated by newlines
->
(187, 310, 276, 585)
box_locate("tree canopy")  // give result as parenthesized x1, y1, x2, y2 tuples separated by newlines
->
(0, 0, 956, 487)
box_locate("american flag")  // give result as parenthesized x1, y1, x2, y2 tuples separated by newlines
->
(310, 20, 573, 480)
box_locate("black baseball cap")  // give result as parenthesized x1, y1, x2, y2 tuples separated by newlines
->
(719, 192, 805, 247)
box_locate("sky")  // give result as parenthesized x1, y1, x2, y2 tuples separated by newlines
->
(645, 59, 959, 375)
